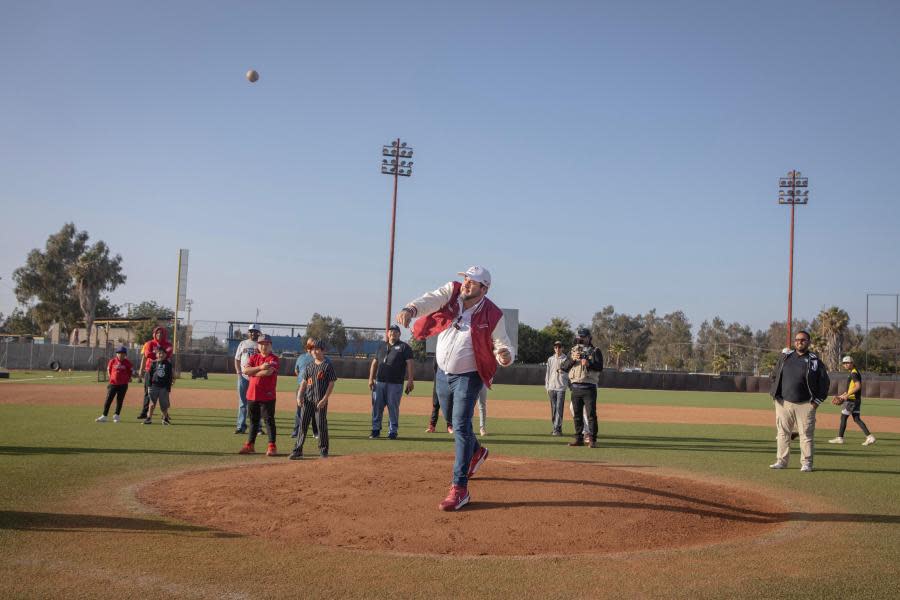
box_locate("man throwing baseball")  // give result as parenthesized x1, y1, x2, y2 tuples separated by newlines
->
(396, 266, 515, 511)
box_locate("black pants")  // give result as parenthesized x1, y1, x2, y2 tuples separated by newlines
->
(571, 385, 598, 438)
(295, 398, 329, 453)
(248, 400, 276, 445)
(838, 412, 871, 437)
(293, 402, 318, 436)
(103, 384, 128, 416)
(428, 384, 451, 428)
(139, 372, 151, 417)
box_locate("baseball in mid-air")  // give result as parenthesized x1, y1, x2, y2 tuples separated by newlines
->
(246, 69, 259, 83)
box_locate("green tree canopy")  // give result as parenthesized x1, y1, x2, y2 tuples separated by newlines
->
(306, 313, 348, 355)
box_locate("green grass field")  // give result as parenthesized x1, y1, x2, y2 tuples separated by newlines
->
(1, 373, 898, 598)
(5, 369, 900, 416)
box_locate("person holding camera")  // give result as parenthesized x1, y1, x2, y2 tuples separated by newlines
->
(560, 327, 603, 448)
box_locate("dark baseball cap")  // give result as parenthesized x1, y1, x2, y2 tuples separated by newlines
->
(576, 327, 591, 338)
(116, 346, 128, 353)
(388, 324, 401, 333)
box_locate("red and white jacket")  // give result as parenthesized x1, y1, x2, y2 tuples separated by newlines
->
(407, 281, 515, 388)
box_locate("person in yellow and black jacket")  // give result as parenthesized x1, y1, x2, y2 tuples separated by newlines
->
(829, 356, 876, 446)
(560, 328, 604, 448)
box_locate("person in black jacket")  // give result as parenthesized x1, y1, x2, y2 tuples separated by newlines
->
(768, 330, 830, 472)
(144, 347, 174, 425)
(560, 328, 604, 448)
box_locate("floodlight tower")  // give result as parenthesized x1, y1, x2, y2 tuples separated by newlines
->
(778, 170, 809, 348)
(381, 139, 414, 333)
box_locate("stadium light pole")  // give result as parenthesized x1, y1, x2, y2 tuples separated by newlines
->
(778, 170, 809, 348)
(381, 139, 413, 334)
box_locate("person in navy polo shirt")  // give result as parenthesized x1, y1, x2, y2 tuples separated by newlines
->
(368, 324, 415, 440)
(397, 266, 515, 511)
(239, 334, 280, 456)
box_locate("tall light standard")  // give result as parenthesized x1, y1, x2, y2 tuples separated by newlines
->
(381, 139, 414, 333)
(778, 170, 809, 348)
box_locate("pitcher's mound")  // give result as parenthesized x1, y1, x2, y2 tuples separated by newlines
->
(138, 453, 786, 556)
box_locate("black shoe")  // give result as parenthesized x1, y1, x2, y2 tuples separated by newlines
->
(137, 414, 147, 420)
(163, 417, 172, 426)
(368, 430, 380, 439)
(234, 428, 246, 434)
(289, 450, 303, 461)
(290, 431, 298, 438)
(568, 436, 584, 447)
(552, 430, 562, 437)
(142, 418, 152, 425)
(320, 449, 329, 458)
(387, 432, 398, 440)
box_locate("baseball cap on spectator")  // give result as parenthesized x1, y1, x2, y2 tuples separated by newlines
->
(116, 346, 128, 353)
(248, 324, 261, 332)
(576, 327, 591, 338)
(553, 341, 562, 347)
(257, 334, 272, 345)
(457, 266, 491, 287)
(388, 324, 401, 333)
(842, 356, 853, 364)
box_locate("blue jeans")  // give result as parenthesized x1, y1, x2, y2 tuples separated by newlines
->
(236, 376, 249, 430)
(435, 369, 483, 487)
(548, 389, 565, 433)
(372, 381, 403, 435)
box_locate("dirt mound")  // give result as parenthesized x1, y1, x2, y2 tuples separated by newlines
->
(138, 453, 787, 556)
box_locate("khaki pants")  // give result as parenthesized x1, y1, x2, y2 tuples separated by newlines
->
(774, 399, 817, 467)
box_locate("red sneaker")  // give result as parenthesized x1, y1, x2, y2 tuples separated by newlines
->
(266, 443, 277, 456)
(467, 446, 489, 478)
(425, 424, 436, 433)
(438, 485, 470, 511)
(239, 442, 255, 454)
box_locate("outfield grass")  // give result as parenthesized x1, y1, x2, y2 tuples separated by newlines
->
(5, 369, 900, 417)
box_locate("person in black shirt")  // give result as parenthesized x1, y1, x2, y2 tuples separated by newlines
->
(144, 347, 173, 426)
(368, 325, 415, 439)
(829, 356, 876, 446)
(768, 330, 830, 472)
(289, 339, 336, 459)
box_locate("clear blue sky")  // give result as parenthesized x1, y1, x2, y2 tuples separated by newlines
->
(2, 0, 899, 336)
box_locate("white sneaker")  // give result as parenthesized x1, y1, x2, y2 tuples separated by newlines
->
(800, 465, 813, 472)
(480, 427, 487, 437)
(769, 462, 787, 469)
(863, 435, 876, 446)
(95, 415, 107, 423)
(828, 437, 844, 444)
(113, 414, 120, 423)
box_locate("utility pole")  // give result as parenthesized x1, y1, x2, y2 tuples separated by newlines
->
(778, 170, 809, 348)
(380, 139, 414, 334)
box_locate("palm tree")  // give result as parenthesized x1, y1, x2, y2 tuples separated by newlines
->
(817, 306, 849, 371)
(711, 353, 731, 375)
(608, 341, 629, 369)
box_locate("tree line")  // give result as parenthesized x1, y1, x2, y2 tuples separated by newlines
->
(1, 224, 897, 373)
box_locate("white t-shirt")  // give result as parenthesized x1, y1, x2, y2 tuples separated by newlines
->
(235, 339, 258, 380)
(435, 297, 483, 375)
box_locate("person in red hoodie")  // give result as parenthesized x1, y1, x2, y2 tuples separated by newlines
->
(96, 346, 133, 423)
(239, 334, 280, 456)
(137, 326, 173, 420)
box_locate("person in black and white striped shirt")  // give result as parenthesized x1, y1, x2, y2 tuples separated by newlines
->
(289, 339, 336, 459)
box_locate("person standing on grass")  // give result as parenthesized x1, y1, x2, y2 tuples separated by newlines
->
(291, 338, 319, 439)
(96, 346, 133, 423)
(290, 339, 336, 460)
(239, 334, 279, 456)
(144, 346, 173, 426)
(234, 324, 263, 435)
(545, 341, 569, 436)
(138, 327, 172, 420)
(368, 324, 415, 440)
(560, 328, 604, 448)
(768, 329, 830, 472)
(397, 265, 515, 511)
(829, 356, 876, 446)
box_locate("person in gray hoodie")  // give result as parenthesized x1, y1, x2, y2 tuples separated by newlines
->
(545, 341, 569, 436)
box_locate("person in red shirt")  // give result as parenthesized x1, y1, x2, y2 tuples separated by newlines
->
(138, 327, 173, 420)
(239, 334, 280, 456)
(96, 346, 133, 423)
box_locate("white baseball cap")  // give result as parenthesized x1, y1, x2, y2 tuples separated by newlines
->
(458, 265, 491, 287)
(841, 356, 853, 364)
(248, 323, 261, 332)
